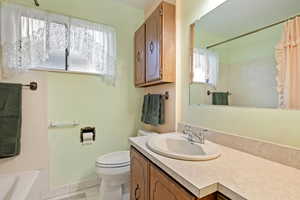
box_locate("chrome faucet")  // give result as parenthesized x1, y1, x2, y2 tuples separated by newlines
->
(183, 125, 208, 144)
(193, 129, 208, 144)
(183, 125, 193, 142)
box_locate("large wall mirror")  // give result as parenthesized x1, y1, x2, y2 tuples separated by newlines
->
(189, 0, 300, 109)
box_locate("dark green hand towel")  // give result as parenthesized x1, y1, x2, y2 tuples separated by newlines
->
(0, 82, 22, 158)
(212, 92, 229, 105)
(141, 94, 165, 126)
(141, 94, 150, 123)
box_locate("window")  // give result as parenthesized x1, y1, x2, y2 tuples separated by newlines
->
(1, 3, 117, 84)
(68, 20, 116, 75)
(45, 22, 68, 70)
(192, 48, 219, 86)
(20, 16, 116, 75)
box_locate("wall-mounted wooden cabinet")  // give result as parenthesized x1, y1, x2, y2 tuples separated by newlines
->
(135, 24, 146, 85)
(134, 2, 176, 87)
(130, 147, 231, 200)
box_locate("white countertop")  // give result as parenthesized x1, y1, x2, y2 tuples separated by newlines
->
(129, 133, 300, 200)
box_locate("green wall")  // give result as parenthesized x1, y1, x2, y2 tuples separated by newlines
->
(6, 0, 144, 188)
(177, 0, 300, 149)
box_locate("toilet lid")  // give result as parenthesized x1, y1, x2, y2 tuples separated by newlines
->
(96, 151, 130, 167)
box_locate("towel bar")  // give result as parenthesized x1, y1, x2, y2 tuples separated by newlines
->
(207, 90, 232, 96)
(22, 82, 38, 91)
(147, 91, 169, 100)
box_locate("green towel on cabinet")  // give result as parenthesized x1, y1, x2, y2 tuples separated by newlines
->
(0, 82, 22, 158)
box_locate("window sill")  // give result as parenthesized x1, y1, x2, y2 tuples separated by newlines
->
(30, 67, 102, 76)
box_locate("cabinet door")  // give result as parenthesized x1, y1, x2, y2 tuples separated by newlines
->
(134, 24, 146, 85)
(145, 5, 162, 82)
(130, 148, 149, 200)
(150, 163, 196, 200)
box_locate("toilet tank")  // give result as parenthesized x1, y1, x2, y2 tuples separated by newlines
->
(137, 130, 158, 137)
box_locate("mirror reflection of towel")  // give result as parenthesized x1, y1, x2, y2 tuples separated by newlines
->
(0, 83, 22, 158)
(141, 94, 165, 126)
(212, 92, 229, 105)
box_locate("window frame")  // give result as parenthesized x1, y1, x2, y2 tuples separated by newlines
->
(20, 15, 105, 76)
(46, 20, 69, 71)
(191, 48, 219, 87)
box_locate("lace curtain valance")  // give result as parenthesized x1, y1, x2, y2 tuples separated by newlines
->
(0, 3, 117, 85)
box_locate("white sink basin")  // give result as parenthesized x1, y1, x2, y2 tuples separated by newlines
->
(147, 134, 221, 161)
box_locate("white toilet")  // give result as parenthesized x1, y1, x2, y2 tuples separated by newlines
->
(95, 130, 157, 200)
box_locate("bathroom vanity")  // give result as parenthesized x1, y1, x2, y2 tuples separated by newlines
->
(130, 147, 228, 200)
(129, 133, 300, 200)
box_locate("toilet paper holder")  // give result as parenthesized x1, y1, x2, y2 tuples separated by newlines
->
(80, 127, 96, 143)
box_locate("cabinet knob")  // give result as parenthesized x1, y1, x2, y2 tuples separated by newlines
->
(149, 41, 154, 54)
(134, 184, 140, 200)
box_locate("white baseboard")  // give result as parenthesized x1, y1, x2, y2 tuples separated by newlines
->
(42, 177, 99, 199)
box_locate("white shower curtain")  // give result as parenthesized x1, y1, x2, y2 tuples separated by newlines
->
(276, 16, 300, 109)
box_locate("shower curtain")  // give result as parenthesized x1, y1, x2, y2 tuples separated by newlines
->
(276, 16, 300, 109)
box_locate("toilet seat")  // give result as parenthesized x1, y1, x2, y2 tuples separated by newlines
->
(95, 131, 158, 200)
(96, 162, 130, 168)
(96, 151, 130, 168)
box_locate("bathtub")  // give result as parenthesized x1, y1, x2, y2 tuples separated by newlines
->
(0, 170, 40, 200)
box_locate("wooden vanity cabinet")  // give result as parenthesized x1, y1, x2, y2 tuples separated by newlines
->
(149, 163, 196, 200)
(130, 147, 228, 200)
(130, 148, 149, 200)
(134, 2, 175, 87)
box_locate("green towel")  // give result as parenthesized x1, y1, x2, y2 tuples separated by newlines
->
(0, 82, 22, 158)
(212, 92, 229, 105)
(141, 94, 165, 126)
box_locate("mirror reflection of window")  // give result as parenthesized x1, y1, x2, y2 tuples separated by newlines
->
(189, 0, 300, 109)
(192, 48, 219, 87)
